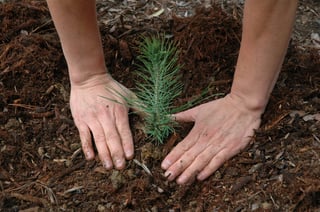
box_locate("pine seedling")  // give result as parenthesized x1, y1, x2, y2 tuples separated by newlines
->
(104, 36, 219, 143)
(103, 36, 182, 143)
(132, 36, 183, 143)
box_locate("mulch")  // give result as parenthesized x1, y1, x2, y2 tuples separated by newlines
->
(0, 1, 319, 211)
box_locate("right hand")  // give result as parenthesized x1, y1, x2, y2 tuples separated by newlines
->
(161, 94, 262, 184)
(70, 73, 134, 170)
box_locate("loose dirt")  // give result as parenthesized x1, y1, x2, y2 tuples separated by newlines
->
(0, 1, 319, 211)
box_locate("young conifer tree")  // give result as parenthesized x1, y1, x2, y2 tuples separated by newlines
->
(105, 36, 213, 143)
(132, 36, 183, 143)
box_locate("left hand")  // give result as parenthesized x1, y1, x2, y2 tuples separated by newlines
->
(70, 74, 135, 170)
(161, 94, 262, 184)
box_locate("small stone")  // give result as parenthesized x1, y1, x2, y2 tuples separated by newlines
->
(189, 201, 197, 207)
(38, 147, 45, 157)
(249, 163, 263, 174)
(5, 118, 19, 129)
(20, 30, 28, 35)
(311, 32, 320, 42)
(261, 202, 272, 209)
(70, 143, 81, 151)
(251, 202, 259, 211)
(157, 186, 164, 193)
(214, 170, 222, 179)
(97, 204, 106, 212)
(110, 170, 125, 190)
(19, 207, 40, 212)
(65, 159, 72, 167)
(151, 206, 158, 212)
(106, 203, 113, 209)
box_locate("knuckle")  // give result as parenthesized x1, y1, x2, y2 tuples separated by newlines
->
(214, 152, 228, 164)
(178, 142, 191, 152)
(116, 104, 128, 113)
(183, 151, 196, 161)
(120, 130, 132, 140)
(94, 133, 105, 143)
(197, 154, 209, 164)
(107, 132, 120, 142)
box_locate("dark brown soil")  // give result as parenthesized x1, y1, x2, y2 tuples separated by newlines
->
(0, 1, 319, 211)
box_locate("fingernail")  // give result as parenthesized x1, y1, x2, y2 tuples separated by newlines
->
(164, 171, 172, 178)
(177, 175, 187, 184)
(115, 159, 124, 169)
(161, 159, 171, 170)
(103, 161, 112, 170)
(197, 173, 205, 181)
(85, 151, 91, 159)
(125, 149, 134, 159)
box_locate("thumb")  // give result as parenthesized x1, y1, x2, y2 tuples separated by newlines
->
(173, 107, 197, 122)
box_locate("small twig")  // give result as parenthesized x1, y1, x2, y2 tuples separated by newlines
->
(36, 182, 58, 204)
(63, 186, 83, 195)
(230, 175, 252, 194)
(235, 191, 261, 204)
(264, 112, 290, 131)
(209, 79, 232, 86)
(48, 160, 86, 186)
(8, 103, 43, 111)
(3, 181, 57, 204)
(306, 5, 320, 18)
(0, 67, 10, 76)
(6, 192, 49, 206)
(26, 111, 55, 119)
(269, 194, 279, 209)
(0, 167, 20, 187)
(54, 142, 72, 153)
(7, 103, 55, 118)
(133, 159, 153, 176)
(313, 134, 320, 144)
(71, 148, 82, 161)
(30, 20, 53, 34)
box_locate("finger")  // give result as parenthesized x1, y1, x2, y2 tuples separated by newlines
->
(197, 148, 235, 181)
(175, 143, 221, 184)
(173, 131, 226, 184)
(197, 135, 250, 181)
(115, 105, 134, 160)
(173, 107, 197, 122)
(175, 153, 211, 185)
(89, 120, 113, 170)
(161, 122, 219, 170)
(161, 126, 201, 170)
(99, 106, 126, 170)
(163, 149, 197, 181)
(77, 122, 95, 160)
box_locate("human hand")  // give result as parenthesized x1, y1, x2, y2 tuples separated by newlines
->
(70, 73, 134, 170)
(161, 94, 262, 184)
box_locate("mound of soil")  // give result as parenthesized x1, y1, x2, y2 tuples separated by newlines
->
(0, 1, 319, 211)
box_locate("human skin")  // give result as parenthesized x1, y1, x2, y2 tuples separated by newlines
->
(46, 0, 298, 184)
(161, 0, 298, 184)
(46, 0, 134, 170)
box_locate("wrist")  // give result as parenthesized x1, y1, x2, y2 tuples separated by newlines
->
(63, 39, 108, 86)
(69, 69, 112, 88)
(68, 57, 110, 86)
(227, 91, 267, 116)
